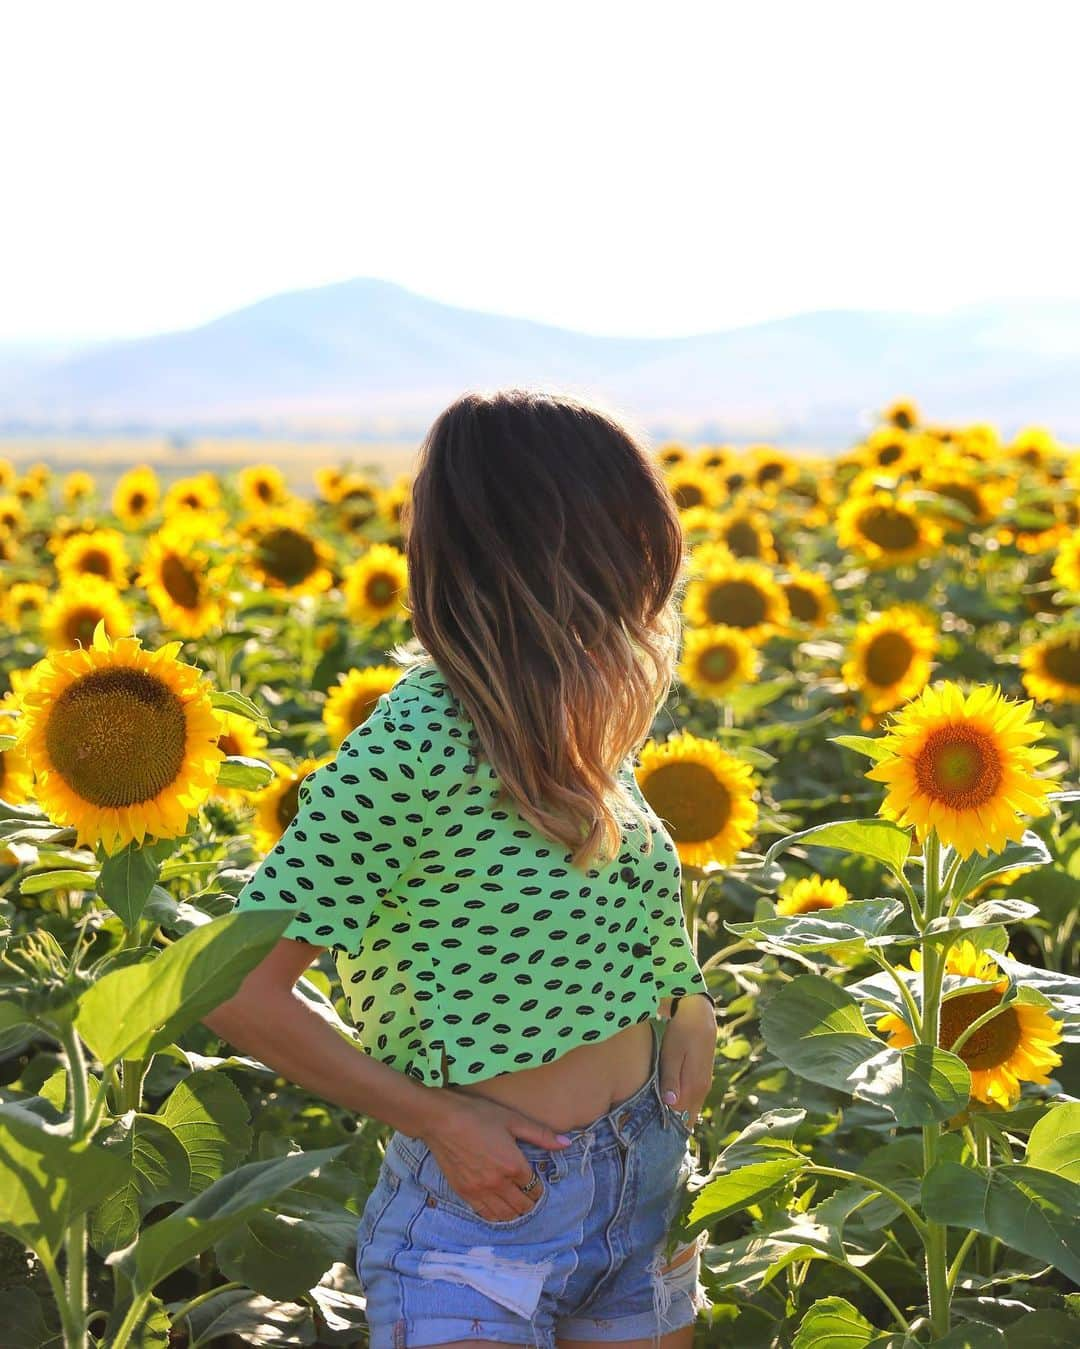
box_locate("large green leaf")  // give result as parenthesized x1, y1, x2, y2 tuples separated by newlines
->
(829, 735, 894, 763)
(931, 1327, 1006, 1347)
(0, 1113, 130, 1258)
(158, 1070, 252, 1195)
(727, 898, 904, 952)
(687, 1156, 806, 1231)
(764, 819, 912, 877)
(209, 689, 273, 731)
(1026, 1102, 1080, 1183)
(76, 909, 292, 1065)
(90, 1114, 191, 1255)
(214, 1190, 358, 1301)
(96, 842, 165, 928)
(922, 1162, 1080, 1286)
(950, 832, 1052, 903)
(216, 756, 275, 791)
(109, 1145, 345, 1293)
(19, 868, 99, 895)
(0, 1288, 55, 1348)
(793, 1297, 886, 1348)
(762, 976, 970, 1124)
(174, 1287, 315, 1347)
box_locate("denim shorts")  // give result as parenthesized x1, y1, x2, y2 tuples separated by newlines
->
(355, 1016, 712, 1348)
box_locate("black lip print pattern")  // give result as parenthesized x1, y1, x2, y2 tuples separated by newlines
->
(234, 661, 710, 1086)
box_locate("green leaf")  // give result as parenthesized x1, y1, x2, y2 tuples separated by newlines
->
(830, 735, 894, 763)
(922, 1162, 1080, 1286)
(0, 1288, 55, 1348)
(932, 1327, 1006, 1347)
(951, 832, 1052, 903)
(1003, 1312, 1080, 1346)
(158, 1070, 252, 1195)
(214, 1189, 358, 1301)
(216, 756, 275, 791)
(210, 689, 273, 731)
(0, 733, 16, 753)
(96, 842, 164, 928)
(173, 1287, 315, 1346)
(1026, 1102, 1080, 1183)
(75, 909, 292, 1065)
(764, 819, 912, 877)
(727, 898, 904, 952)
(0, 1112, 130, 1258)
(90, 1114, 192, 1255)
(687, 1157, 806, 1231)
(109, 1145, 345, 1293)
(18, 868, 99, 895)
(793, 1296, 880, 1348)
(761, 976, 970, 1124)
(922, 899, 1040, 941)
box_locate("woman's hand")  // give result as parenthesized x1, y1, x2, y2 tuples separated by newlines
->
(659, 994, 718, 1127)
(418, 1093, 573, 1223)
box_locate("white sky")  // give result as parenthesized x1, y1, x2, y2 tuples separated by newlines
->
(3, 0, 1080, 343)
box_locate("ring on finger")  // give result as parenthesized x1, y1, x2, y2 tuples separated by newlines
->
(518, 1171, 540, 1194)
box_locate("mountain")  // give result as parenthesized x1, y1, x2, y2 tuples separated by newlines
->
(4, 280, 1080, 443)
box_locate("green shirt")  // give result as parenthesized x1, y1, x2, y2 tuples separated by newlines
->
(234, 660, 708, 1086)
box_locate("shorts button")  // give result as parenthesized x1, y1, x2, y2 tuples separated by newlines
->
(617, 1110, 631, 1126)
(426, 1195, 437, 1207)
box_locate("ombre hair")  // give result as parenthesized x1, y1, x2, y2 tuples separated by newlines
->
(390, 389, 687, 871)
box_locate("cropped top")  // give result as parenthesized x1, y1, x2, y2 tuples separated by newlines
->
(233, 661, 709, 1086)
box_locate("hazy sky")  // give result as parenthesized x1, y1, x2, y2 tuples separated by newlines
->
(3, 1, 1079, 343)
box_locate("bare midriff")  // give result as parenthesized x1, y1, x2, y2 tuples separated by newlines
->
(441, 997, 671, 1132)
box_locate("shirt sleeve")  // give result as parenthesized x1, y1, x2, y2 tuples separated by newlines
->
(233, 698, 424, 954)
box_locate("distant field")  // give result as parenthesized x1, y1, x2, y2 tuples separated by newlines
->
(0, 437, 420, 495)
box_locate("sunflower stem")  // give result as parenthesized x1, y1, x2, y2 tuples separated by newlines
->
(58, 1022, 90, 1349)
(870, 950, 922, 1037)
(919, 828, 951, 1339)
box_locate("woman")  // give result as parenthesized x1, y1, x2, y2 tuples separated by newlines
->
(204, 390, 719, 1349)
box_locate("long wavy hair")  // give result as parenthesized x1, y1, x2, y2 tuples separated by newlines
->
(390, 388, 687, 871)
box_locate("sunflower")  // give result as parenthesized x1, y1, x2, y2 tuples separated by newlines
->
(163, 473, 222, 517)
(314, 465, 347, 503)
(665, 463, 722, 513)
(0, 495, 27, 535)
(636, 732, 758, 868)
(714, 507, 778, 562)
(861, 427, 922, 475)
(244, 509, 335, 596)
(750, 447, 797, 494)
(252, 756, 331, 854)
(843, 608, 937, 715)
(657, 442, 691, 470)
(678, 625, 758, 699)
(0, 458, 14, 491)
(922, 460, 1006, 533)
(0, 690, 33, 806)
(336, 473, 381, 527)
(53, 528, 131, 588)
(212, 709, 269, 803)
(1020, 630, 1080, 704)
(776, 875, 850, 917)
(342, 543, 409, 626)
(379, 478, 412, 533)
(63, 471, 96, 507)
(112, 465, 160, 527)
(238, 464, 290, 512)
(836, 490, 943, 568)
(14, 467, 49, 504)
(883, 399, 918, 430)
(866, 682, 1056, 857)
(695, 445, 734, 472)
(322, 666, 401, 747)
(138, 525, 228, 638)
(877, 941, 1063, 1108)
(1008, 426, 1056, 472)
(683, 557, 790, 644)
(42, 578, 134, 650)
(1052, 530, 1080, 593)
(781, 568, 836, 629)
(15, 625, 225, 852)
(2, 582, 48, 630)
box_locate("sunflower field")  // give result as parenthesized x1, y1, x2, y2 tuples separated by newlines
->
(1, 402, 1079, 1348)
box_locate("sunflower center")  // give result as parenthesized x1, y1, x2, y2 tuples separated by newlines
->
(865, 631, 914, 688)
(1042, 640, 1080, 688)
(129, 491, 147, 512)
(366, 572, 397, 606)
(705, 579, 769, 629)
(936, 482, 982, 521)
(939, 987, 1020, 1070)
(915, 724, 1003, 809)
(160, 553, 202, 610)
(45, 668, 187, 808)
(256, 480, 274, 502)
(642, 762, 732, 843)
(877, 443, 904, 466)
(348, 693, 379, 729)
(786, 583, 821, 623)
(757, 462, 784, 486)
(277, 779, 302, 830)
(0, 754, 7, 790)
(794, 896, 837, 914)
(79, 549, 113, 578)
(700, 645, 737, 681)
(858, 506, 920, 552)
(257, 527, 318, 587)
(724, 519, 763, 558)
(64, 606, 108, 646)
(672, 483, 705, 510)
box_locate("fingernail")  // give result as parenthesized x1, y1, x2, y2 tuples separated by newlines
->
(663, 1090, 678, 1104)
(556, 1133, 572, 1144)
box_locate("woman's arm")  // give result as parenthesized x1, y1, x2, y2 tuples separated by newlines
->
(201, 936, 443, 1139)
